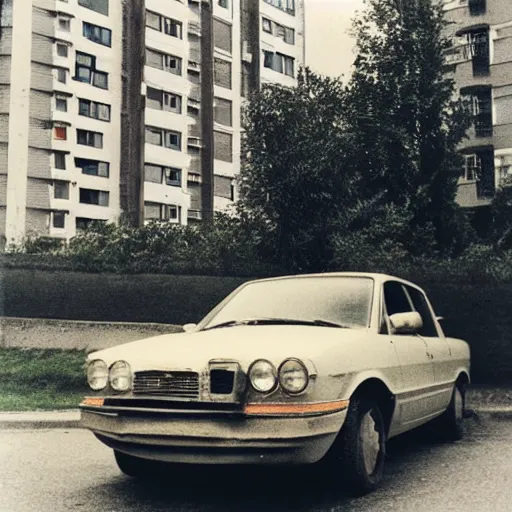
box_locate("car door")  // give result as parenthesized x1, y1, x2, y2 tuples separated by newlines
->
(382, 281, 436, 430)
(402, 284, 453, 413)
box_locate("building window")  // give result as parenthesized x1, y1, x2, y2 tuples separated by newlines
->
(53, 211, 66, 229)
(165, 18, 182, 38)
(78, 99, 111, 121)
(57, 68, 66, 83)
(144, 164, 182, 186)
(165, 168, 181, 186)
(146, 11, 183, 39)
(145, 127, 181, 151)
(55, 97, 67, 112)
(83, 22, 112, 47)
(497, 155, 512, 187)
(145, 48, 182, 75)
(54, 126, 67, 140)
(75, 51, 109, 89)
(146, 87, 182, 114)
(79, 188, 109, 206)
(214, 97, 232, 127)
(56, 43, 68, 57)
(468, 30, 490, 76)
(218, 0, 228, 8)
(146, 11, 161, 30)
(78, 0, 109, 16)
(262, 18, 295, 44)
(54, 180, 69, 199)
(77, 129, 103, 148)
(76, 217, 105, 230)
(213, 18, 232, 53)
(462, 154, 481, 181)
(214, 58, 232, 89)
(214, 175, 234, 200)
(263, 0, 295, 15)
(144, 202, 179, 221)
(58, 18, 71, 31)
(466, 90, 493, 137)
(263, 50, 294, 77)
(214, 131, 232, 162)
(75, 158, 110, 177)
(54, 152, 66, 170)
(469, 0, 486, 16)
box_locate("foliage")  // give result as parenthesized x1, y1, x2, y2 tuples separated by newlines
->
(344, 0, 473, 255)
(490, 186, 512, 250)
(237, 68, 355, 272)
(14, 214, 278, 277)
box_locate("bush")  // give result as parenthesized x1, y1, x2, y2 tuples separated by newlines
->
(10, 214, 280, 277)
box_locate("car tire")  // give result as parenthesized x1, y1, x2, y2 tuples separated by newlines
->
(436, 382, 466, 442)
(114, 450, 157, 478)
(324, 397, 386, 496)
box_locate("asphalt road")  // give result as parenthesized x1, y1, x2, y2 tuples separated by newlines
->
(1, 415, 511, 512)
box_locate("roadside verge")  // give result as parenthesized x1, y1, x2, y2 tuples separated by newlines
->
(0, 316, 182, 351)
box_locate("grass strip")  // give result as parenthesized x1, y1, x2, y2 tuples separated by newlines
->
(0, 348, 87, 411)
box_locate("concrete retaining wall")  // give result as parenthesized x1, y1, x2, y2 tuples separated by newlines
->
(0, 317, 182, 352)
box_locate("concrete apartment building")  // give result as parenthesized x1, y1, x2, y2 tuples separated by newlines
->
(443, 0, 512, 208)
(0, 0, 305, 245)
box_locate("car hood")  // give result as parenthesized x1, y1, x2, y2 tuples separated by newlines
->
(88, 325, 369, 372)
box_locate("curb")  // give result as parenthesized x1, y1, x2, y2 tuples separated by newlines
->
(0, 410, 81, 430)
(1, 407, 512, 430)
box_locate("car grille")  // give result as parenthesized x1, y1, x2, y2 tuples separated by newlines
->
(132, 371, 200, 399)
(210, 369, 235, 395)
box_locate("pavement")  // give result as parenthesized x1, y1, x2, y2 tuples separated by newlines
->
(1, 415, 512, 511)
(0, 386, 510, 429)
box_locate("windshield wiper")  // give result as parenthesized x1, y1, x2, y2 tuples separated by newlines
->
(203, 318, 351, 331)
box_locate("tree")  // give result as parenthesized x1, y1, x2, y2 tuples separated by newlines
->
(344, 0, 473, 255)
(237, 68, 356, 272)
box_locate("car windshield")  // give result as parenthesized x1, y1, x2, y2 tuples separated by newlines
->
(201, 277, 374, 330)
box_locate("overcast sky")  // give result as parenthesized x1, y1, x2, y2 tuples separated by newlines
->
(304, 0, 365, 80)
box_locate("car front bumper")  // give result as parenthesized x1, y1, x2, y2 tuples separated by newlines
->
(80, 400, 348, 465)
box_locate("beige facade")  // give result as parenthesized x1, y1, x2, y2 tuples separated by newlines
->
(0, 0, 305, 245)
(443, 0, 512, 208)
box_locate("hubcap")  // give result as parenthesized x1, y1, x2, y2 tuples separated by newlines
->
(360, 410, 381, 475)
(454, 387, 464, 422)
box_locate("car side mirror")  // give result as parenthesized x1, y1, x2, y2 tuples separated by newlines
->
(389, 312, 423, 335)
(183, 323, 197, 333)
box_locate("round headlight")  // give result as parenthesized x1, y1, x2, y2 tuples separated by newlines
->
(87, 360, 108, 391)
(109, 361, 132, 392)
(248, 359, 277, 393)
(279, 359, 309, 394)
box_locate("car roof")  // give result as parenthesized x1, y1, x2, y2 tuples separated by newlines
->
(247, 272, 422, 290)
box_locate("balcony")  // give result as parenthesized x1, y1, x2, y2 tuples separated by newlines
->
(188, 21, 201, 37)
(187, 209, 202, 220)
(189, 157, 201, 173)
(455, 26, 490, 76)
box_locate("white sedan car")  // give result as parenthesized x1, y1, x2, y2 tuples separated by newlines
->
(80, 273, 470, 495)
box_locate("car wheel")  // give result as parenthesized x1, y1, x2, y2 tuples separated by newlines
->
(437, 383, 466, 442)
(325, 397, 386, 496)
(114, 450, 157, 478)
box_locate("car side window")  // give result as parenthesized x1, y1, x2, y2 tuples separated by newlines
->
(383, 281, 413, 316)
(405, 286, 438, 337)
